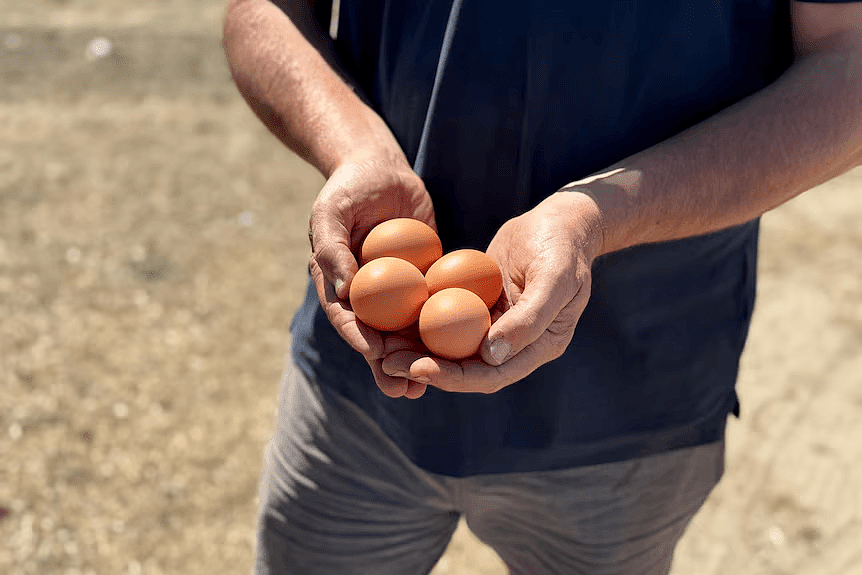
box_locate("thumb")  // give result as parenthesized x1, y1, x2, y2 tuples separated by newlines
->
(479, 275, 571, 366)
(309, 206, 358, 300)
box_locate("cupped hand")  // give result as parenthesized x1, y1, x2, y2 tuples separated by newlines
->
(380, 191, 605, 394)
(308, 155, 436, 399)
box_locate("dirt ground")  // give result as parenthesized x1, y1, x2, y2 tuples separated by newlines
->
(1, 2, 861, 574)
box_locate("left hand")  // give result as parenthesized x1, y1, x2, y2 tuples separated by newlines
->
(381, 191, 605, 394)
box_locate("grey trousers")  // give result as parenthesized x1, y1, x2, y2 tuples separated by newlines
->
(254, 361, 725, 575)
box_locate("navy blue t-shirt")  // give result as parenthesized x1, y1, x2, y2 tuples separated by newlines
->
(289, 0, 817, 476)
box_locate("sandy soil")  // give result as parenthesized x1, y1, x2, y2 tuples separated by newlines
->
(2, 2, 861, 574)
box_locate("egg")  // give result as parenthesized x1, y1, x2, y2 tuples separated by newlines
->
(359, 218, 443, 273)
(349, 257, 429, 331)
(419, 288, 491, 360)
(424, 249, 503, 308)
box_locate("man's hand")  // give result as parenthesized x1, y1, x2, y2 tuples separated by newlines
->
(224, 0, 440, 399)
(308, 155, 437, 399)
(380, 192, 604, 394)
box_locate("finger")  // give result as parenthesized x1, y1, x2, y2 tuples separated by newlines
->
(310, 203, 359, 300)
(367, 358, 409, 398)
(404, 380, 427, 399)
(310, 256, 384, 359)
(416, 292, 592, 393)
(381, 339, 429, 399)
(406, 355, 504, 394)
(479, 272, 574, 367)
(382, 335, 426, 356)
(307, 206, 317, 250)
(489, 301, 507, 325)
(411, 334, 556, 394)
(381, 349, 428, 379)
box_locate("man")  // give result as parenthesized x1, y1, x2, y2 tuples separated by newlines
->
(223, 1, 862, 573)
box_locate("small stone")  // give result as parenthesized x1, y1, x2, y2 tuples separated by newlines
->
(130, 245, 146, 263)
(86, 38, 112, 61)
(768, 526, 785, 545)
(238, 210, 255, 227)
(65, 246, 82, 264)
(3, 33, 23, 51)
(99, 462, 114, 477)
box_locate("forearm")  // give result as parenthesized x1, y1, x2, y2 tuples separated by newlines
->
(570, 43, 862, 256)
(223, 0, 405, 178)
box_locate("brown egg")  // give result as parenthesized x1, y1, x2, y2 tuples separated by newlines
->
(419, 288, 491, 360)
(359, 218, 443, 273)
(349, 257, 428, 332)
(424, 249, 503, 308)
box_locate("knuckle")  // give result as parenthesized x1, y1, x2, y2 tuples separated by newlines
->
(548, 327, 575, 360)
(312, 238, 338, 264)
(333, 192, 355, 215)
(550, 340, 569, 360)
(517, 307, 544, 335)
(309, 198, 326, 223)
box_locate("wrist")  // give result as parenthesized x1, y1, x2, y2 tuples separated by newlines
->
(321, 108, 412, 180)
(546, 191, 606, 264)
(557, 167, 643, 256)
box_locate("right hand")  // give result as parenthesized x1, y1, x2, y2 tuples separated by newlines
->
(308, 155, 437, 400)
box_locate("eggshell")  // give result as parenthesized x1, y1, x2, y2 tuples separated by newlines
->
(349, 257, 428, 332)
(359, 218, 443, 273)
(419, 288, 491, 360)
(424, 249, 503, 308)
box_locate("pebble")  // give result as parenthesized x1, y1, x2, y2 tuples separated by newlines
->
(238, 210, 255, 227)
(112, 402, 129, 419)
(85, 38, 113, 61)
(3, 33, 23, 51)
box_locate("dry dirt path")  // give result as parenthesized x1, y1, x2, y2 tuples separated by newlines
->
(2, 3, 861, 574)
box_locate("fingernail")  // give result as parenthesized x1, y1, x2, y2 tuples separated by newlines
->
(413, 376, 430, 385)
(334, 278, 344, 296)
(489, 339, 511, 365)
